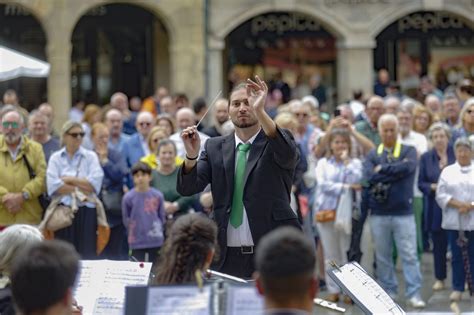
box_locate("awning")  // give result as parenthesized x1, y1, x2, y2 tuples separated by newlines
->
(0, 45, 50, 81)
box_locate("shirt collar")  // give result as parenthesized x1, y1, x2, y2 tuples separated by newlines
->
(60, 146, 85, 158)
(234, 128, 261, 148)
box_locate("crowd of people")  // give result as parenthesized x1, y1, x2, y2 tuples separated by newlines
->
(0, 72, 473, 313)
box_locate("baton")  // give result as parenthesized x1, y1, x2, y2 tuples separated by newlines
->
(196, 90, 222, 129)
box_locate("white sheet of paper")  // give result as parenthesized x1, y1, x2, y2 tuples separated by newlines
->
(226, 285, 264, 315)
(74, 260, 152, 315)
(146, 286, 211, 315)
(329, 262, 405, 315)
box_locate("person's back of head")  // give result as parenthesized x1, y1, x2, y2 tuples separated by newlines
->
(10, 240, 80, 315)
(255, 227, 317, 313)
(154, 213, 217, 285)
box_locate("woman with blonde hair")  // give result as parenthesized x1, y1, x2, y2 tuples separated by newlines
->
(412, 104, 433, 135)
(81, 104, 102, 150)
(141, 126, 183, 169)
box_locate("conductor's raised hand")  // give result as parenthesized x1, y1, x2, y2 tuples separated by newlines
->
(181, 126, 200, 159)
(246, 75, 268, 113)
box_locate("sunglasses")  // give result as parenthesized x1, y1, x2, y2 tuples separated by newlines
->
(68, 132, 85, 138)
(139, 122, 152, 127)
(2, 121, 19, 129)
(295, 113, 308, 117)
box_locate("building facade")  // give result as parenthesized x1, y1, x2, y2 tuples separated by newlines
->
(0, 0, 472, 130)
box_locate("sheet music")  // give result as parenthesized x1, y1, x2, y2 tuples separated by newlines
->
(226, 284, 264, 315)
(146, 286, 212, 315)
(74, 260, 152, 315)
(328, 262, 405, 315)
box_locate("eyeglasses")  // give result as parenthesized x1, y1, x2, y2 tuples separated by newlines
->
(2, 121, 19, 129)
(139, 122, 152, 127)
(67, 132, 85, 138)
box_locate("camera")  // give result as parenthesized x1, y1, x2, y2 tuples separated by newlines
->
(370, 182, 391, 203)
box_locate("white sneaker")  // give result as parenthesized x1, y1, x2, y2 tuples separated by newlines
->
(407, 295, 426, 308)
(449, 291, 462, 302)
(432, 280, 445, 291)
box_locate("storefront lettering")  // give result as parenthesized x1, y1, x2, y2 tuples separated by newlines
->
(324, 0, 390, 5)
(251, 14, 321, 36)
(4, 4, 30, 16)
(398, 12, 466, 33)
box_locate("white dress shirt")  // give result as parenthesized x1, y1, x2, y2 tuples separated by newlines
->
(436, 162, 474, 231)
(227, 129, 261, 247)
(400, 130, 428, 197)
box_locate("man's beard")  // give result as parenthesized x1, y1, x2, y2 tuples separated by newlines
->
(5, 133, 21, 145)
(232, 120, 258, 129)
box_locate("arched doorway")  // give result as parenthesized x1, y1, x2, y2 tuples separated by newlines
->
(374, 11, 474, 96)
(71, 3, 169, 105)
(0, 3, 47, 110)
(225, 12, 337, 108)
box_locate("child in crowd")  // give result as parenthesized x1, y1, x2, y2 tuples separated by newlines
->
(122, 162, 166, 263)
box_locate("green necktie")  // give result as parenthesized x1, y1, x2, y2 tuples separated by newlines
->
(230, 143, 251, 228)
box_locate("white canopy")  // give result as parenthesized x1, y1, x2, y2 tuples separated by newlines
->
(0, 45, 50, 81)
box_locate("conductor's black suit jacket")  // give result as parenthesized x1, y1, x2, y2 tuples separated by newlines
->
(177, 127, 301, 269)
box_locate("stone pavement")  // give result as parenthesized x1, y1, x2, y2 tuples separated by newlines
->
(314, 253, 474, 314)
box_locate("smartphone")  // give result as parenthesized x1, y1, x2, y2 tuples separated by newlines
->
(334, 109, 341, 117)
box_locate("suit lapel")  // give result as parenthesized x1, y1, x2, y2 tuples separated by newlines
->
(222, 135, 235, 193)
(243, 129, 266, 187)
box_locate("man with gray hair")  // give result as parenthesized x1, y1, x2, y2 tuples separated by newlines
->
(363, 113, 425, 308)
(355, 96, 385, 146)
(28, 111, 60, 163)
(384, 96, 401, 115)
(0, 110, 46, 229)
(170, 107, 209, 158)
(443, 93, 461, 128)
(104, 108, 130, 153)
(111, 92, 136, 135)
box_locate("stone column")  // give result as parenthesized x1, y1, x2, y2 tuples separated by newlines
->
(336, 38, 375, 104)
(207, 38, 225, 100)
(46, 31, 71, 132)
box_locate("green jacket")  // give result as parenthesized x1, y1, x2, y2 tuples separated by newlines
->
(0, 135, 46, 226)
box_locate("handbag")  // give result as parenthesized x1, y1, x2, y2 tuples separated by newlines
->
(315, 209, 336, 222)
(22, 155, 50, 211)
(45, 203, 77, 232)
(101, 189, 123, 216)
(42, 156, 83, 232)
(315, 164, 349, 224)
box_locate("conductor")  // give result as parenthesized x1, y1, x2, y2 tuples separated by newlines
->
(177, 76, 301, 278)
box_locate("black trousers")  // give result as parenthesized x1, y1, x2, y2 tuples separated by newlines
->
(432, 229, 448, 281)
(55, 206, 97, 259)
(131, 247, 160, 264)
(220, 247, 255, 279)
(101, 223, 128, 260)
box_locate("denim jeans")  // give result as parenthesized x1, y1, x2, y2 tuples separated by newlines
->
(370, 214, 422, 298)
(447, 230, 474, 292)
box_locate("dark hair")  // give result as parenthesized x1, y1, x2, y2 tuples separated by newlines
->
(157, 139, 177, 156)
(192, 97, 207, 114)
(131, 161, 152, 175)
(255, 227, 315, 301)
(10, 240, 79, 314)
(228, 82, 247, 102)
(154, 213, 217, 284)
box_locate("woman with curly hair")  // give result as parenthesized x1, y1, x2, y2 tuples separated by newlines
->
(154, 213, 217, 284)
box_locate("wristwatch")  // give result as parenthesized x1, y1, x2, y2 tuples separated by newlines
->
(22, 191, 30, 201)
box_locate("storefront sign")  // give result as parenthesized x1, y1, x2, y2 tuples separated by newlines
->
(398, 12, 467, 33)
(251, 13, 321, 36)
(4, 4, 30, 16)
(324, 0, 390, 5)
